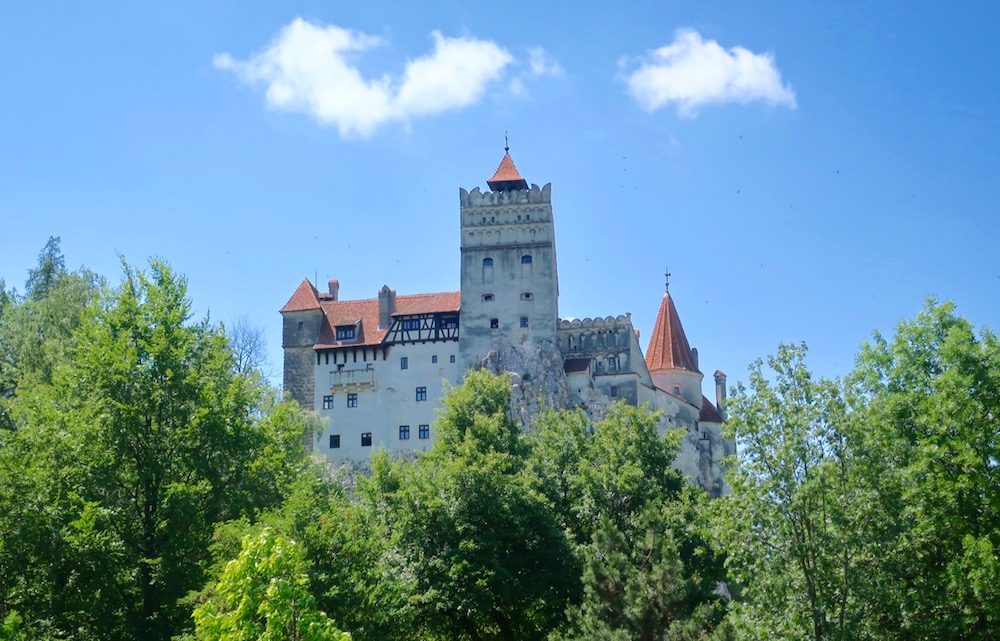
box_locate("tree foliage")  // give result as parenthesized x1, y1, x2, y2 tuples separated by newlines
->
(193, 528, 350, 641)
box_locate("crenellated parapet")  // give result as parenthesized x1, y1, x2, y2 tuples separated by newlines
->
(460, 183, 551, 206)
(558, 314, 632, 329)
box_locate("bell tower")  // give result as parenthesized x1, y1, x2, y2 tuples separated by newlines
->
(458, 146, 559, 371)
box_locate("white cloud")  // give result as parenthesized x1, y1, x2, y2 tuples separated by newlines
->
(623, 29, 796, 117)
(528, 47, 563, 76)
(215, 19, 513, 137)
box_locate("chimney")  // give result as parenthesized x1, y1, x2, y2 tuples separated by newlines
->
(714, 370, 727, 420)
(328, 279, 339, 301)
(378, 285, 396, 330)
(691, 347, 699, 372)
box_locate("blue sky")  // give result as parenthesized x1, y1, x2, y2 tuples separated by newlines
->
(2, 1, 998, 387)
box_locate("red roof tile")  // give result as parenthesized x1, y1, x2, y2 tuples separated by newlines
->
(699, 395, 724, 423)
(645, 292, 699, 373)
(487, 153, 529, 192)
(314, 291, 461, 349)
(280, 279, 321, 312)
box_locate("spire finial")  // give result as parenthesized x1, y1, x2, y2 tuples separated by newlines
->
(504, 130, 509, 154)
(664, 267, 671, 292)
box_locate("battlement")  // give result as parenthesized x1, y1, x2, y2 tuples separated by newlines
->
(559, 314, 633, 330)
(460, 183, 551, 207)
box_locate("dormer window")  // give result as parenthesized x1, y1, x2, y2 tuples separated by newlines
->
(335, 326, 355, 341)
(483, 257, 493, 267)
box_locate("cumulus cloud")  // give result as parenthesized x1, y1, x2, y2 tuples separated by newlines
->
(528, 47, 564, 76)
(214, 18, 513, 137)
(623, 28, 796, 116)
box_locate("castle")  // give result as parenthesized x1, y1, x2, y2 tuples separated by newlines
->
(281, 149, 734, 495)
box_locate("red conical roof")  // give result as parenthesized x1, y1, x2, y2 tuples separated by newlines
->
(487, 152, 529, 192)
(645, 291, 699, 372)
(280, 278, 320, 312)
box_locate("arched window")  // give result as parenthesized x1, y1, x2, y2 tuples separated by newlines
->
(521, 255, 532, 264)
(483, 257, 493, 267)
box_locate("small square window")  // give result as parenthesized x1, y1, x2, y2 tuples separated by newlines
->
(521, 255, 532, 264)
(329, 434, 341, 449)
(490, 318, 499, 329)
(361, 432, 372, 447)
(419, 424, 430, 439)
(400, 357, 408, 370)
(521, 292, 533, 300)
(399, 425, 410, 440)
(483, 257, 493, 266)
(416, 386, 427, 402)
(432, 355, 438, 363)
(520, 316, 529, 328)
(673, 386, 681, 395)
(348, 393, 358, 408)
(322, 395, 333, 410)
(450, 355, 456, 363)
(483, 294, 494, 302)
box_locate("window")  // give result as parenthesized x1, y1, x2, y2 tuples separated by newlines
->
(399, 425, 410, 440)
(607, 356, 617, 372)
(521, 255, 532, 264)
(347, 393, 358, 408)
(400, 357, 408, 370)
(482, 294, 494, 302)
(329, 434, 341, 449)
(450, 355, 455, 363)
(440, 315, 458, 329)
(521, 292, 533, 300)
(610, 386, 618, 399)
(401, 318, 420, 330)
(673, 386, 681, 395)
(483, 257, 493, 266)
(481, 216, 486, 223)
(322, 395, 333, 410)
(525, 214, 530, 220)
(517, 215, 521, 221)
(432, 355, 438, 363)
(336, 326, 355, 340)
(419, 424, 430, 439)
(490, 216, 495, 222)
(520, 316, 529, 328)
(490, 318, 499, 329)
(297, 321, 304, 331)
(416, 387, 427, 402)
(361, 432, 372, 447)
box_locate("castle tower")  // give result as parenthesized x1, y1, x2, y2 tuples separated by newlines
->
(280, 278, 325, 407)
(458, 148, 559, 371)
(644, 284, 704, 409)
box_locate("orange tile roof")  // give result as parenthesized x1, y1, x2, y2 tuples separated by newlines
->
(280, 278, 321, 312)
(314, 290, 461, 349)
(699, 395, 724, 423)
(644, 291, 699, 373)
(487, 153, 529, 191)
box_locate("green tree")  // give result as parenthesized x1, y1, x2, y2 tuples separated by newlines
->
(193, 528, 350, 641)
(0, 259, 318, 640)
(380, 370, 578, 641)
(714, 343, 870, 640)
(24, 236, 65, 302)
(852, 300, 1000, 638)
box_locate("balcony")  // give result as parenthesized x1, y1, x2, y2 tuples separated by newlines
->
(329, 366, 375, 389)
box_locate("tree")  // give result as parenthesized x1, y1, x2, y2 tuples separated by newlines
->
(714, 343, 870, 640)
(378, 370, 578, 641)
(193, 528, 350, 641)
(227, 315, 270, 376)
(24, 236, 65, 302)
(852, 300, 1000, 638)
(0, 259, 318, 640)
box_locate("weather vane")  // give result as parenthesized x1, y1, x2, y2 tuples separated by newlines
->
(665, 267, 671, 292)
(504, 130, 509, 154)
